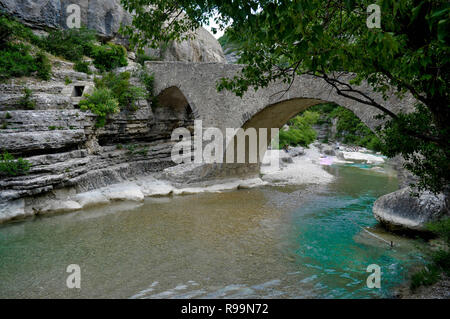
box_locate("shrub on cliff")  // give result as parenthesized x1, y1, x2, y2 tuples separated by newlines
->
(91, 43, 128, 72)
(0, 45, 52, 81)
(18, 88, 36, 110)
(41, 27, 96, 62)
(0, 43, 36, 80)
(0, 15, 50, 81)
(79, 88, 120, 127)
(41, 27, 128, 72)
(74, 60, 92, 74)
(1, 14, 128, 78)
(35, 51, 52, 80)
(0, 13, 39, 47)
(40, 27, 128, 73)
(95, 72, 145, 111)
(137, 67, 155, 100)
(0, 151, 31, 177)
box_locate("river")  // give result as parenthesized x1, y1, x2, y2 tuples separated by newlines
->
(0, 161, 427, 298)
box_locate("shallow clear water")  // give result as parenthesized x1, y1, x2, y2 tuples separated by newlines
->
(0, 164, 426, 298)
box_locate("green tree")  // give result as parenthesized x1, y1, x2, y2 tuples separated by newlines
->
(0, 13, 39, 47)
(121, 0, 449, 194)
(329, 106, 383, 151)
(278, 111, 319, 148)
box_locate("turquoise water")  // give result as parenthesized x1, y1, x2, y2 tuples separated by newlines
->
(0, 163, 426, 298)
(272, 164, 426, 298)
(287, 192, 420, 298)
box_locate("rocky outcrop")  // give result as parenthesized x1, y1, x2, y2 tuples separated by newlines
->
(0, 0, 226, 63)
(373, 187, 449, 231)
(159, 28, 226, 63)
(0, 0, 131, 38)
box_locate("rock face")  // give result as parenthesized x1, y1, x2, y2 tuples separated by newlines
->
(160, 28, 226, 63)
(0, 0, 226, 63)
(0, 0, 131, 38)
(373, 187, 449, 231)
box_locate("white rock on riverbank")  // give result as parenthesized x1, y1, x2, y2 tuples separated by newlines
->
(339, 151, 385, 164)
(73, 190, 110, 209)
(261, 147, 334, 185)
(137, 177, 174, 197)
(0, 174, 271, 223)
(38, 200, 82, 215)
(0, 199, 29, 223)
(103, 183, 145, 202)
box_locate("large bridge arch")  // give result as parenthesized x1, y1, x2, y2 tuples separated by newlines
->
(146, 61, 417, 179)
(147, 61, 415, 132)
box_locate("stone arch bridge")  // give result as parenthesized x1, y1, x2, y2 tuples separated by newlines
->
(146, 61, 416, 180)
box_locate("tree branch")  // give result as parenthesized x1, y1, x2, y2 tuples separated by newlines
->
(316, 70, 400, 119)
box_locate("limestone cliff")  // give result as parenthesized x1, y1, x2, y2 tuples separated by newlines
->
(0, 0, 226, 63)
(0, 57, 196, 222)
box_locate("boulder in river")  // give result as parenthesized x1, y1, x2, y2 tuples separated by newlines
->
(373, 187, 449, 231)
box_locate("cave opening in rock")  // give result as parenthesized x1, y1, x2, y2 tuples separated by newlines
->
(72, 86, 85, 97)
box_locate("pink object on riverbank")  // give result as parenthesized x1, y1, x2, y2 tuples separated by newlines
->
(320, 157, 333, 166)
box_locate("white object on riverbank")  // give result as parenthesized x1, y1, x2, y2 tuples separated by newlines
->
(172, 178, 267, 195)
(261, 147, 334, 185)
(340, 151, 385, 164)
